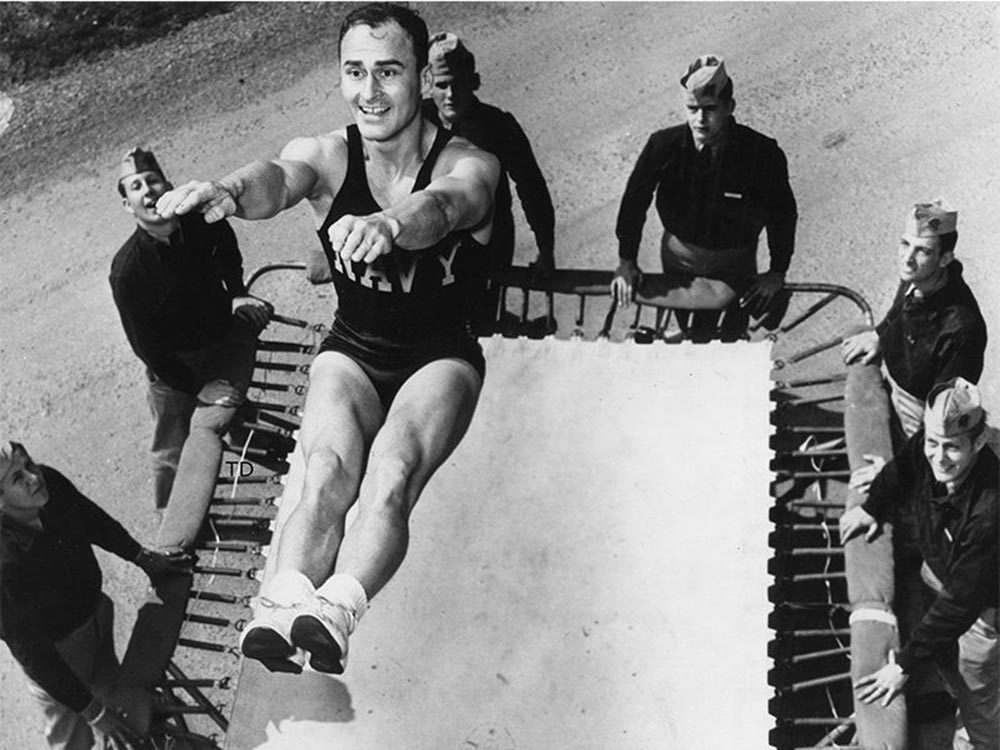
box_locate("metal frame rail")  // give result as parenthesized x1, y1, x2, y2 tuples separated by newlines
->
(160, 263, 883, 749)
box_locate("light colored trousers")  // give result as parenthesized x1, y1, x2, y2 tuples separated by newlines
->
(23, 595, 117, 750)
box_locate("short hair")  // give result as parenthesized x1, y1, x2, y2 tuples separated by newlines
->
(938, 230, 958, 257)
(339, 3, 429, 70)
(717, 78, 734, 103)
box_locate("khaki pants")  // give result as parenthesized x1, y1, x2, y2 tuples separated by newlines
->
(921, 563, 1000, 749)
(23, 595, 118, 750)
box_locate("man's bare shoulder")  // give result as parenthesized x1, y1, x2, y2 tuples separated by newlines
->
(280, 129, 349, 169)
(436, 134, 500, 180)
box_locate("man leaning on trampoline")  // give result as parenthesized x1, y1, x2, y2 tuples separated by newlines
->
(840, 379, 998, 749)
(610, 54, 798, 340)
(154, 2, 499, 675)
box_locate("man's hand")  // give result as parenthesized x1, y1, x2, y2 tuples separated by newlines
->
(855, 650, 908, 707)
(611, 260, 642, 309)
(233, 296, 272, 332)
(327, 213, 400, 264)
(134, 548, 194, 581)
(197, 379, 244, 408)
(156, 181, 237, 224)
(740, 270, 785, 314)
(839, 505, 880, 543)
(529, 249, 556, 284)
(841, 329, 881, 365)
(86, 700, 148, 750)
(849, 453, 887, 495)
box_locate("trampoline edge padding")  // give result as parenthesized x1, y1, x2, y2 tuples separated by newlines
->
(843, 363, 907, 749)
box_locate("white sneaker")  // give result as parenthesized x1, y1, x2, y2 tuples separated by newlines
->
(239, 597, 302, 674)
(290, 595, 357, 674)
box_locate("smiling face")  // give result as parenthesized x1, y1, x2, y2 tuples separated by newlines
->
(0, 444, 49, 525)
(120, 170, 172, 230)
(922, 426, 984, 489)
(898, 233, 951, 285)
(339, 21, 430, 143)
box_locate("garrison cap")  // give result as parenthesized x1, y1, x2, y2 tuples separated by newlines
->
(428, 32, 476, 77)
(0, 440, 23, 485)
(904, 198, 957, 237)
(924, 377, 984, 437)
(680, 54, 729, 99)
(117, 147, 165, 186)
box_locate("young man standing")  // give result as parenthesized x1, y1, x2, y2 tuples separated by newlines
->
(110, 148, 271, 552)
(842, 200, 987, 439)
(422, 32, 556, 327)
(611, 54, 798, 339)
(0, 440, 189, 750)
(840, 379, 998, 749)
(155, 3, 499, 675)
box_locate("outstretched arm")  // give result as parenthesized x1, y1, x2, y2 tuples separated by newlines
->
(155, 136, 327, 223)
(328, 142, 500, 264)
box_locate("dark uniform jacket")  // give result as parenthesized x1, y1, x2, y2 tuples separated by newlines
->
(422, 97, 555, 270)
(109, 213, 247, 394)
(862, 432, 998, 672)
(876, 260, 987, 403)
(615, 118, 797, 273)
(0, 466, 142, 712)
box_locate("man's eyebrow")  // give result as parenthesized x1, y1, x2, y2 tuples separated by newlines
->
(342, 58, 405, 67)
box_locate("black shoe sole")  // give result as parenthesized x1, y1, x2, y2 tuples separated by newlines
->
(290, 614, 345, 674)
(241, 627, 302, 674)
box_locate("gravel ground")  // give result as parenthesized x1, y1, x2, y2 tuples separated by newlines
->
(2, 2, 999, 748)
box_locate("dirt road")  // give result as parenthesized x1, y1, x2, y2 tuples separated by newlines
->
(1, 3, 998, 748)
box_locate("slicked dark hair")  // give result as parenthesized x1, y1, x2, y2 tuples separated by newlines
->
(339, 3, 429, 70)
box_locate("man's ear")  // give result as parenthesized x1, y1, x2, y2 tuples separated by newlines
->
(420, 64, 433, 98)
(727, 98, 737, 116)
(939, 249, 955, 269)
(122, 197, 134, 216)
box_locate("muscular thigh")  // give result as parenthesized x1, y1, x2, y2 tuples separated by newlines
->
(299, 351, 385, 468)
(367, 357, 482, 505)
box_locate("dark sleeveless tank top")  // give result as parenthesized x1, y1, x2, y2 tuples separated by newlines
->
(317, 124, 485, 340)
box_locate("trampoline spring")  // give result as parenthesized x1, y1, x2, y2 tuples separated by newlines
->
(177, 637, 230, 654)
(156, 704, 219, 716)
(206, 514, 271, 528)
(786, 628, 851, 637)
(783, 572, 847, 583)
(782, 716, 855, 727)
(775, 469, 851, 479)
(785, 500, 846, 510)
(786, 671, 852, 693)
(773, 373, 847, 389)
(777, 425, 845, 434)
(257, 411, 300, 433)
(160, 677, 229, 690)
(576, 294, 587, 328)
(160, 727, 220, 747)
(189, 590, 250, 606)
(193, 563, 255, 578)
(781, 449, 848, 459)
(787, 645, 851, 664)
(785, 547, 845, 557)
(253, 360, 301, 373)
(211, 497, 275, 509)
(183, 612, 232, 628)
(217, 474, 281, 485)
(196, 541, 262, 556)
(245, 400, 298, 416)
(249, 380, 289, 391)
(778, 334, 847, 368)
(167, 662, 231, 732)
(774, 393, 846, 410)
(269, 313, 310, 328)
(778, 292, 840, 335)
(256, 340, 316, 355)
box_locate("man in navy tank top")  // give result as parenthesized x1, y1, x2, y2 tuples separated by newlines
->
(155, 2, 500, 675)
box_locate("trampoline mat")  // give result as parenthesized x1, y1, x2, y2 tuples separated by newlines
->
(226, 336, 774, 749)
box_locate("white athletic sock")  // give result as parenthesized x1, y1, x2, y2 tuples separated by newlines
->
(315, 573, 369, 627)
(262, 569, 315, 607)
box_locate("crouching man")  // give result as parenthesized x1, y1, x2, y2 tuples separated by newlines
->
(840, 378, 998, 749)
(0, 440, 191, 749)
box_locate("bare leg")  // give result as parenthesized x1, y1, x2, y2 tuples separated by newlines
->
(273, 352, 385, 585)
(333, 357, 482, 599)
